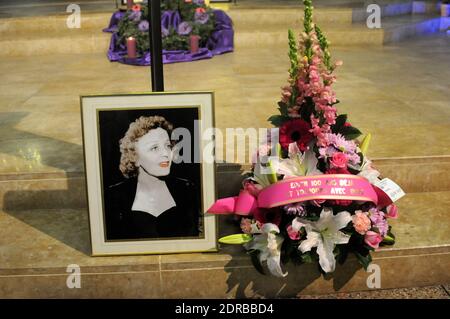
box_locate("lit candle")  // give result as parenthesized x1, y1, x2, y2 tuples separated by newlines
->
(189, 35, 200, 54)
(127, 0, 133, 10)
(127, 36, 137, 59)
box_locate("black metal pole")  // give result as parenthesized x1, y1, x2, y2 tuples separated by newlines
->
(148, 0, 164, 92)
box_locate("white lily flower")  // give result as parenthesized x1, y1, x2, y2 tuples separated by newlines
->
(357, 157, 381, 185)
(252, 159, 278, 187)
(292, 208, 352, 273)
(244, 223, 287, 277)
(276, 142, 322, 178)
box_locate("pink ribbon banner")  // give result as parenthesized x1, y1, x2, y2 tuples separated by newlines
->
(208, 174, 380, 215)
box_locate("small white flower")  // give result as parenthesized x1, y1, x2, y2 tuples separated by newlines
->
(292, 208, 352, 273)
(357, 157, 381, 185)
(276, 142, 322, 178)
(244, 223, 287, 277)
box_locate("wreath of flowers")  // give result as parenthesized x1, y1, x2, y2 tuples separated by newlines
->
(209, 0, 405, 277)
(117, 0, 215, 54)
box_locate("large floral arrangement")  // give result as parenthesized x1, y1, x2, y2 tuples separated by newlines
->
(117, 0, 215, 54)
(208, 0, 405, 277)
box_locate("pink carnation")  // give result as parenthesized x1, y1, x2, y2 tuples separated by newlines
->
(352, 211, 371, 235)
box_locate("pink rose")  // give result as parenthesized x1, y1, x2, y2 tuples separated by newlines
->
(352, 211, 371, 235)
(365, 231, 383, 249)
(386, 205, 398, 219)
(330, 152, 348, 169)
(287, 225, 300, 240)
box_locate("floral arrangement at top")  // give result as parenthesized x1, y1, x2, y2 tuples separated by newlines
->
(117, 0, 215, 54)
(207, 0, 405, 277)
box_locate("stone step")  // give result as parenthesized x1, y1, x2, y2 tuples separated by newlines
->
(352, 0, 441, 22)
(235, 14, 447, 48)
(0, 156, 449, 211)
(0, 8, 353, 36)
(381, 15, 450, 42)
(0, 12, 112, 33)
(227, 7, 354, 27)
(0, 29, 111, 57)
(0, 7, 445, 57)
(0, 188, 448, 298)
(234, 26, 385, 48)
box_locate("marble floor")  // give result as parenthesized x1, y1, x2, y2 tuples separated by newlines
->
(0, 34, 449, 175)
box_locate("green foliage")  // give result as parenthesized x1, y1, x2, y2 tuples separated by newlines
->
(354, 250, 373, 270)
(268, 115, 290, 127)
(248, 249, 266, 275)
(162, 28, 189, 50)
(331, 114, 348, 134)
(314, 24, 332, 71)
(300, 97, 316, 122)
(335, 244, 349, 265)
(288, 29, 298, 81)
(340, 125, 363, 140)
(303, 0, 313, 61)
(117, 1, 215, 54)
(278, 101, 289, 116)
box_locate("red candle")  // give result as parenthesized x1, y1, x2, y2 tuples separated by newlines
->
(127, 0, 133, 10)
(190, 35, 200, 54)
(127, 37, 136, 59)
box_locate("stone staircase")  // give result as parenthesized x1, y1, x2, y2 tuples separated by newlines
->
(0, 157, 449, 298)
(0, 0, 447, 57)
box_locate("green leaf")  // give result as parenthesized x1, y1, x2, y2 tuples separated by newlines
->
(354, 251, 372, 270)
(336, 245, 349, 265)
(300, 251, 314, 264)
(332, 114, 347, 133)
(268, 115, 289, 127)
(218, 234, 252, 245)
(300, 97, 315, 122)
(340, 126, 362, 140)
(277, 101, 289, 116)
(248, 250, 266, 275)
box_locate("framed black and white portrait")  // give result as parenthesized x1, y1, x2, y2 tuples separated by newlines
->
(80, 92, 217, 256)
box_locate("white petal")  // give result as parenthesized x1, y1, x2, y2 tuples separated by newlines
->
(288, 142, 301, 159)
(303, 149, 321, 176)
(298, 231, 320, 253)
(267, 254, 288, 278)
(261, 223, 280, 234)
(316, 208, 334, 230)
(291, 217, 310, 232)
(243, 234, 267, 251)
(328, 231, 351, 245)
(276, 159, 298, 177)
(317, 239, 336, 273)
(332, 211, 352, 231)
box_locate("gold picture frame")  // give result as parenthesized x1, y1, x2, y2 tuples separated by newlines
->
(80, 91, 217, 256)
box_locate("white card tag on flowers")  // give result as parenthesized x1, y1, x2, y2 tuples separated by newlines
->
(375, 178, 405, 203)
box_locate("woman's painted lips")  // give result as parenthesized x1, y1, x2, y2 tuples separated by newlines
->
(159, 161, 170, 168)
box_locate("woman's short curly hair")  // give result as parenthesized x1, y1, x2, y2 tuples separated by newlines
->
(119, 115, 173, 178)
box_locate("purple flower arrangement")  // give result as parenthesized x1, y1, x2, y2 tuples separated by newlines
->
(117, 1, 216, 53)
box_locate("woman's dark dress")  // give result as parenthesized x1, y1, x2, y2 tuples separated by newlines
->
(104, 176, 200, 240)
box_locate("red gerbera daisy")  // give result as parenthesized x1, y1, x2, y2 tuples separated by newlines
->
(132, 4, 141, 12)
(279, 119, 313, 151)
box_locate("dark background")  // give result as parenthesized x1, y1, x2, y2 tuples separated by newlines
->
(98, 107, 201, 194)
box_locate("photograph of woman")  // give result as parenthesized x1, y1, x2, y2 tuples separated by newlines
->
(103, 115, 201, 240)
